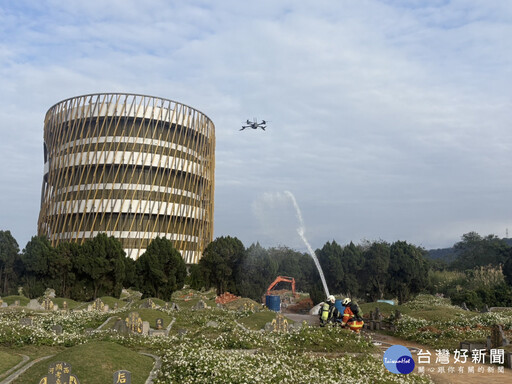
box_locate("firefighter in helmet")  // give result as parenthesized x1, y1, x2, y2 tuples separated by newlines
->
(319, 295, 341, 326)
(341, 297, 364, 333)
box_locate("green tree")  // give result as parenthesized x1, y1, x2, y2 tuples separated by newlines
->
(52, 242, 79, 298)
(362, 241, 390, 301)
(200, 236, 245, 295)
(20, 235, 55, 298)
(77, 234, 126, 299)
(268, 246, 324, 303)
(235, 242, 278, 301)
(502, 248, 512, 286)
(451, 232, 509, 270)
(388, 241, 429, 304)
(0, 230, 20, 295)
(316, 241, 344, 294)
(340, 242, 363, 297)
(123, 256, 137, 289)
(135, 237, 186, 300)
(187, 264, 205, 291)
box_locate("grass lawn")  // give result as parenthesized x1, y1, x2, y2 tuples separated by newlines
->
(0, 345, 64, 360)
(238, 311, 288, 330)
(0, 350, 23, 376)
(12, 341, 154, 384)
(2, 296, 30, 307)
(52, 297, 80, 310)
(98, 296, 126, 309)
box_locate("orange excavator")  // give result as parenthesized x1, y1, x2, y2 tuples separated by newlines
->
(266, 276, 299, 298)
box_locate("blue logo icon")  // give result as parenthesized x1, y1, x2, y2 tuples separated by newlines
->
(383, 345, 415, 374)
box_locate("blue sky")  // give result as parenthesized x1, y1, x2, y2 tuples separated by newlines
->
(1, 0, 511, 252)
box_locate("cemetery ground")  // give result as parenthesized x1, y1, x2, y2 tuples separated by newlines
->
(0, 292, 510, 384)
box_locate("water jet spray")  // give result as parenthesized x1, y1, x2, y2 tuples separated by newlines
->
(284, 191, 330, 298)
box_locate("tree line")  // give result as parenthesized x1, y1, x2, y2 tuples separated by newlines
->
(2, 229, 512, 306)
(0, 231, 186, 301)
(189, 236, 431, 304)
(427, 232, 512, 309)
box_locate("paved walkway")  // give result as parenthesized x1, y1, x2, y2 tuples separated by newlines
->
(0, 355, 29, 383)
(0, 355, 54, 384)
(139, 352, 162, 384)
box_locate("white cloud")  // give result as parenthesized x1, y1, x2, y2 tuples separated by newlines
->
(0, 0, 511, 250)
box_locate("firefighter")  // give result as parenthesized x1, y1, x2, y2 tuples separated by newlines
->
(319, 295, 340, 326)
(341, 297, 364, 333)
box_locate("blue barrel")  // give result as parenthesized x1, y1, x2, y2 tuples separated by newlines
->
(265, 295, 281, 312)
(335, 299, 345, 314)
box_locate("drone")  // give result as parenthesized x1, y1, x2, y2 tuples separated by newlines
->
(240, 118, 267, 131)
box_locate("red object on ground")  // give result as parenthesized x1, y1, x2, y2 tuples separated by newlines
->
(215, 292, 239, 304)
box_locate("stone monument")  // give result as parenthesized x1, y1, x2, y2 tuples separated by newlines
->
(38, 361, 80, 384)
(113, 370, 131, 383)
(125, 312, 143, 334)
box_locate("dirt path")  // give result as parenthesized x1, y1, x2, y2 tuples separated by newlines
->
(369, 333, 512, 384)
(283, 314, 512, 384)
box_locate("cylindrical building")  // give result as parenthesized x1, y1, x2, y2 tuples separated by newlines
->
(37, 93, 215, 264)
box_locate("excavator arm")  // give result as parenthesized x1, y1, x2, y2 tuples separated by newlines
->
(266, 276, 296, 296)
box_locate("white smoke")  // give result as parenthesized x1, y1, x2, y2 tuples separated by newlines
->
(252, 190, 330, 298)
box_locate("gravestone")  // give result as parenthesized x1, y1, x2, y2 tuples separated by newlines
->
(481, 305, 490, 313)
(63, 301, 68, 310)
(193, 300, 207, 310)
(19, 317, 32, 326)
(461, 302, 469, 311)
(490, 324, 509, 348)
(1, 302, 7, 308)
(52, 324, 63, 335)
(142, 321, 150, 335)
(149, 329, 166, 337)
(171, 302, 180, 311)
(505, 352, 512, 369)
(42, 297, 54, 311)
(145, 298, 155, 308)
(125, 312, 143, 334)
(14, 300, 21, 307)
(113, 319, 129, 334)
(155, 318, 164, 330)
(164, 302, 169, 310)
(93, 298, 105, 311)
(271, 313, 289, 333)
(113, 302, 118, 310)
(113, 370, 131, 383)
(38, 361, 80, 384)
(27, 299, 44, 311)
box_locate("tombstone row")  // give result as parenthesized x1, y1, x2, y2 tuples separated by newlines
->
(39, 361, 133, 384)
(459, 325, 512, 368)
(113, 312, 168, 336)
(364, 308, 401, 332)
